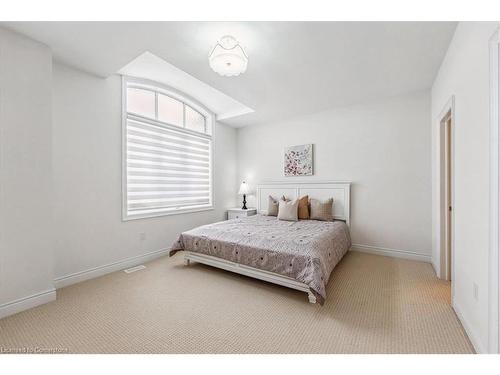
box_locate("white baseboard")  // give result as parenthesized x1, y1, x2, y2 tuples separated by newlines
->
(350, 243, 432, 263)
(0, 289, 56, 319)
(431, 259, 439, 277)
(452, 300, 485, 354)
(54, 248, 169, 289)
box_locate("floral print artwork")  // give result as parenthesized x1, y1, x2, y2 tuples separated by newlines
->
(284, 144, 313, 176)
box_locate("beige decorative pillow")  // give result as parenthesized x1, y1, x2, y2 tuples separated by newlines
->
(298, 195, 309, 220)
(277, 198, 299, 221)
(267, 195, 286, 216)
(309, 198, 334, 221)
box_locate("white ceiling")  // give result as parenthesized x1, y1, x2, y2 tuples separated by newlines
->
(2, 22, 457, 127)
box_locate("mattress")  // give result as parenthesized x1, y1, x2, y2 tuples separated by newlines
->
(170, 214, 351, 304)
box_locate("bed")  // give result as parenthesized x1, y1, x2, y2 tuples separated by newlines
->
(170, 182, 351, 304)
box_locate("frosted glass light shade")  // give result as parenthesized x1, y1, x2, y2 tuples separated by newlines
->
(209, 35, 248, 77)
(238, 181, 250, 195)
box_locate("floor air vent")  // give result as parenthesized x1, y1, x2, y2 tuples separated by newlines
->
(124, 265, 146, 274)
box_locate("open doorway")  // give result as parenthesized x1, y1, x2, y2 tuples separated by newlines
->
(441, 111, 453, 282)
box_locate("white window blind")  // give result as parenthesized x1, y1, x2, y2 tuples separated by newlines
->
(123, 78, 213, 220)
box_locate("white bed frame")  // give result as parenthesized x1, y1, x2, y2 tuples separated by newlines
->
(184, 181, 351, 303)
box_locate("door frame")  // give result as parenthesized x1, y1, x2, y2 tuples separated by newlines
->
(489, 27, 500, 354)
(437, 97, 455, 300)
(444, 112, 453, 282)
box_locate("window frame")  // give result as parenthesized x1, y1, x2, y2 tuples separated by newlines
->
(121, 76, 215, 221)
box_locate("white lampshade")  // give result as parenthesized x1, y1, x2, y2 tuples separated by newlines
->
(209, 35, 248, 77)
(238, 181, 250, 195)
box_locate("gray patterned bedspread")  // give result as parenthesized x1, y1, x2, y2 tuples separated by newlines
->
(170, 215, 351, 304)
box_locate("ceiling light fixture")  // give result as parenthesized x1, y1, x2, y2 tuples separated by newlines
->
(209, 35, 248, 77)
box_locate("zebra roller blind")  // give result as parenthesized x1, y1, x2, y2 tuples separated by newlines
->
(123, 79, 213, 219)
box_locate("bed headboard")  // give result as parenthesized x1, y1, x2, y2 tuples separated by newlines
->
(256, 181, 351, 226)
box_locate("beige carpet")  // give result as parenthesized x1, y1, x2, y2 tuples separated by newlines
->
(0, 251, 474, 354)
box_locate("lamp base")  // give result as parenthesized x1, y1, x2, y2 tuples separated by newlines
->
(242, 194, 247, 210)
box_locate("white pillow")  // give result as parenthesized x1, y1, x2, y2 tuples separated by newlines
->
(267, 195, 286, 216)
(277, 199, 299, 221)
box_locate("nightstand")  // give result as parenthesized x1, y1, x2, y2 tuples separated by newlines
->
(227, 208, 257, 220)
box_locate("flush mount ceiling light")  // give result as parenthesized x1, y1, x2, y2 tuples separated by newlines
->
(209, 35, 248, 77)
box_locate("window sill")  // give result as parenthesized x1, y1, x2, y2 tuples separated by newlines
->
(122, 206, 214, 221)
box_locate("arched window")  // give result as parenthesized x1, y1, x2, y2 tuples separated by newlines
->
(122, 77, 213, 220)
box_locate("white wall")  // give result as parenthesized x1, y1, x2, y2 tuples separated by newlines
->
(0, 28, 55, 317)
(237, 90, 432, 261)
(52, 62, 237, 283)
(431, 21, 500, 353)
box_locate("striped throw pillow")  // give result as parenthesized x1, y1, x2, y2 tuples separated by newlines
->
(309, 198, 334, 221)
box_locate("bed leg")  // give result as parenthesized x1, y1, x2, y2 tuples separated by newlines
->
(184, 257, 190, 266)
(307, 291, 317, 304)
